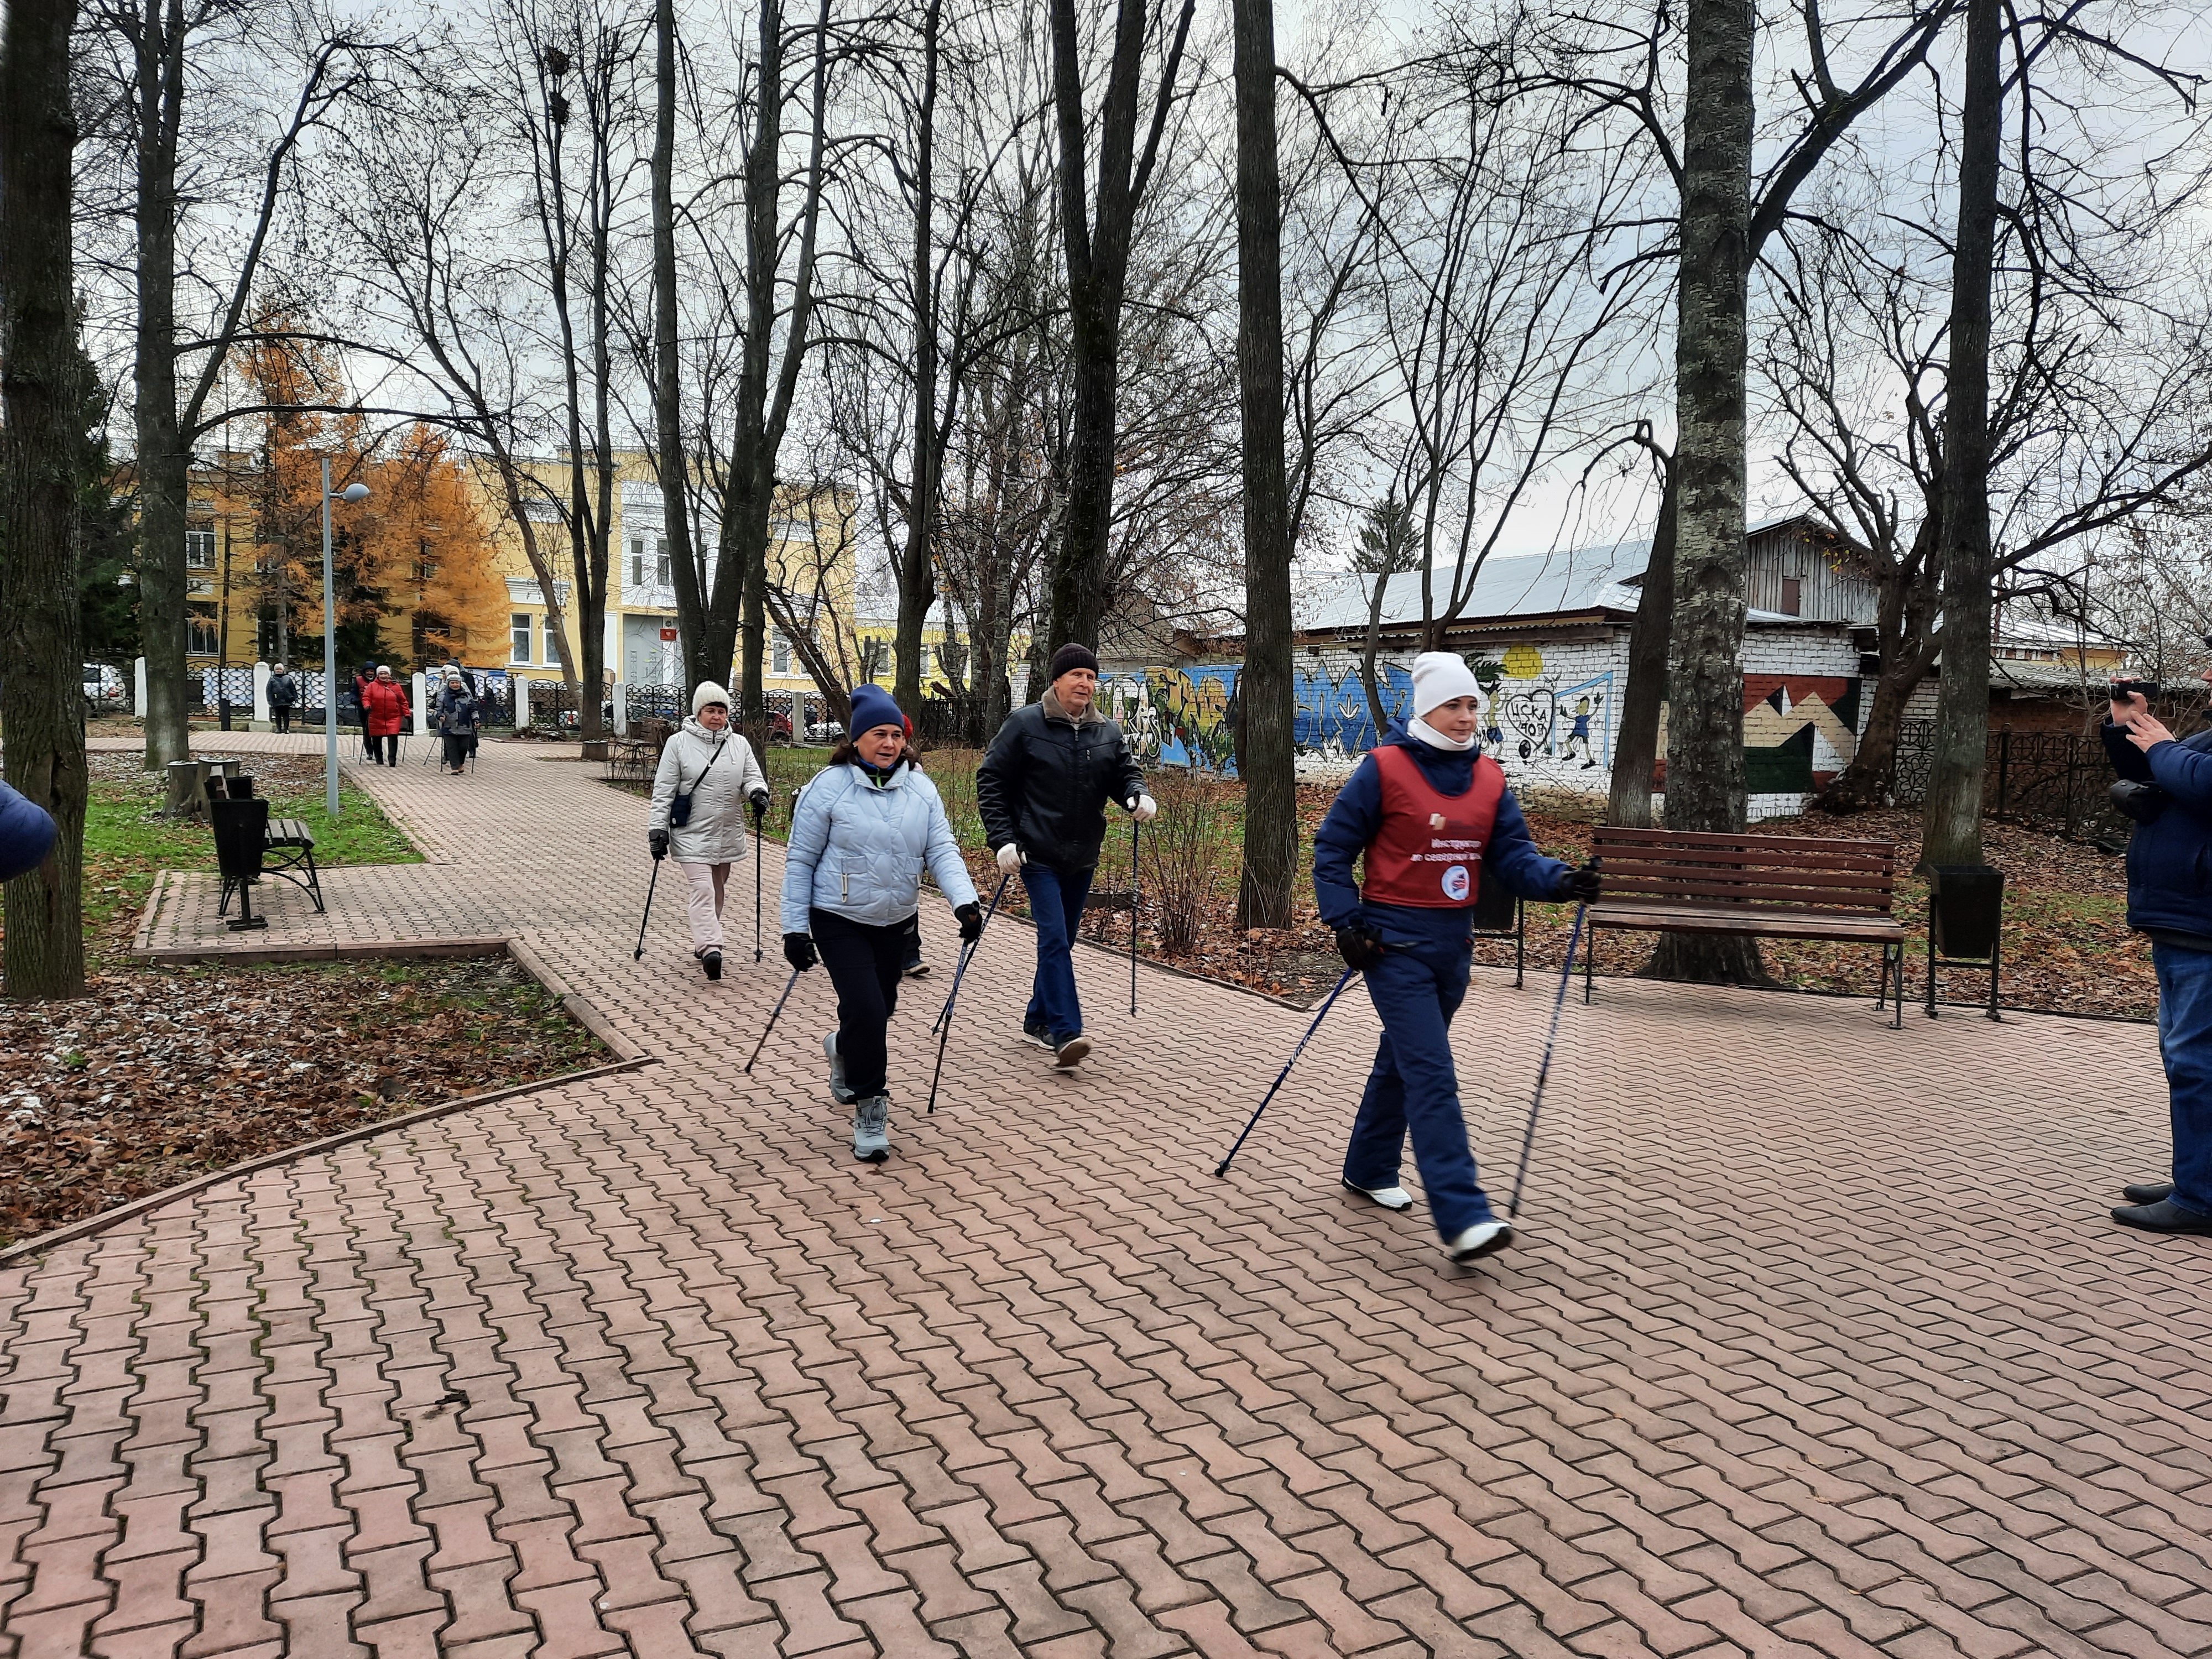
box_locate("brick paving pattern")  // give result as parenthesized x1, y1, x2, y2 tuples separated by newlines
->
(4, 732, 2207, 1657)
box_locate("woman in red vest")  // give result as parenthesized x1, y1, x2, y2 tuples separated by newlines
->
(361, 665, 411, 765)
(1312, 651, 1600, 1265)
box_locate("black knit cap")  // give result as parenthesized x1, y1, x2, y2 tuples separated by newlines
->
(1048, 643, 1100, 681)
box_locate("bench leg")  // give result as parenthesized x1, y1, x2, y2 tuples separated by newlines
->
(301, 845, 325, 915)
(1986, 937, 2001, 1021)
(1888, 944, 1903, 1029)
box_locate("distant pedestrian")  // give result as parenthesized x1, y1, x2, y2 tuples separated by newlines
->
(345, 664, 374, 758)
(648, 682, 770, 980)
(362, 665, 410, 765)
(977, 643, 1154, 1071)
(435, 670, 478, 774)
(0, 780, 57, 882)
(781, 686, 980, 1162)
(266, 662, 297, 734)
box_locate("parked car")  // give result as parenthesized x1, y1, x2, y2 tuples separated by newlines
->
(81, 664, 127, 715)
(805, 719, 843, 745)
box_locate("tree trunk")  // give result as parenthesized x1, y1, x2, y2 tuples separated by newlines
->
(1607, 463, 1676, 827)
(2, 0, 89, 998)
(1816, 542, 1940, 811)
(1649, 0, 1768, 984)
(134, 0, 189, 770)
(895, 0, 944, 713)
(1230, 0, 1295, 928)
(650, 0, 703, 687)
(1921, 0, 2002, 870)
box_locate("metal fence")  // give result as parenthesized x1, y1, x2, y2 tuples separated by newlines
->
(1890, 722, 2121, 839)
(196, 666, 255, 710)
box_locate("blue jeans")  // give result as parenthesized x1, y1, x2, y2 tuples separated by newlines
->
(2153, 942, 2212, 1215)
(1021, 863, 1093, 1043)
(1343, 939, 1493, 1240)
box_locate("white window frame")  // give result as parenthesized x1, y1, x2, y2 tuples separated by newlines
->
(511, 613, 534, 664)
(187, 612, 220, 655)
(771, 631, 791, 676)
(185, 528, 217, 570)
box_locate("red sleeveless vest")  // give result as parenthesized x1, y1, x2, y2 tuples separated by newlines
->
(1359, 743, 1506, 907)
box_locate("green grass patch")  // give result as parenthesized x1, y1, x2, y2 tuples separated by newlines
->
(81, 757, 421, 954)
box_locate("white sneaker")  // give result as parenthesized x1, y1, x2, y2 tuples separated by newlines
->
(852, 1097, 889, 1162)
(1443, 1220, 1514, 1263)
(1343, 1181, 1415, 1212)
(1053, 1036, 1091, 1070)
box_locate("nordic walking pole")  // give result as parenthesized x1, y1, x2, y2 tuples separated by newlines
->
(926, 871, 1013, 1110)
(1213, 965, 1359, 1178)
(929, 871, 1012, 1039)
(1129, 816, 1140, 1016)
(752, 797, 767, 963)
(632, 858, 664, 961)
(743, 967, 802, 1073)
(1507, 899, 1588, 1219)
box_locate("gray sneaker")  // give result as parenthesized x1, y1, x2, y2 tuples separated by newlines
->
(852, 1097, 889, 1162)
(825, 1032, 856, 1105)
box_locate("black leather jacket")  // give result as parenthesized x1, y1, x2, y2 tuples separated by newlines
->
(978, 698, 1146, 873)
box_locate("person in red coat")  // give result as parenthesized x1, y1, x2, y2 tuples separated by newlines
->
(361, 665, 411, 765)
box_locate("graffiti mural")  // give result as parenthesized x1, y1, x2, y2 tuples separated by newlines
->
(1742, 674, 1862, 791)
(1098, 649, 1863, 808)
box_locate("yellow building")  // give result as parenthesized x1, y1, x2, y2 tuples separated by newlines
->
(479, 451, 862, 703)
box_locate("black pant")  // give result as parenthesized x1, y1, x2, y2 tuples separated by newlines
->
(369, 734, 398, 764)
(442, 732, 472, 770)
(272, 708, 291, 733)
(812, 908, 907, 1099)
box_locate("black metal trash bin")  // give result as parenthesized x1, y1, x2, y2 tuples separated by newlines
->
(1925, 863, 2003, 1020)
(210, 796, 270, 931)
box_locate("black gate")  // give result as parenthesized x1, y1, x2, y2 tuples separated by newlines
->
(1890, 724, 2119, 840)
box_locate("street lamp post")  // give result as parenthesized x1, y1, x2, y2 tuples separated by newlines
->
(321, 458, 371, 819)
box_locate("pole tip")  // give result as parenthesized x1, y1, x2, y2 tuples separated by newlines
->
(1212, 1161, 1230, 1178)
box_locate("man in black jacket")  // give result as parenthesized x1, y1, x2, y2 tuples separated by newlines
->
(2105, 671, 2212, 1235)
(978, 644, 1155, 1069)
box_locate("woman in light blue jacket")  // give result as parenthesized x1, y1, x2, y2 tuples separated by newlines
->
(781, 686, 981, 1161)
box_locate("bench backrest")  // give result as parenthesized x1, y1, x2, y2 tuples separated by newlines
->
(1590, 826, 1898, 916)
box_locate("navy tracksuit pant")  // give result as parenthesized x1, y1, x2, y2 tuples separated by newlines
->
(1342, 936, 1494, 1240)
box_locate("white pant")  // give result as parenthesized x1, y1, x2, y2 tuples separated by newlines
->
(681, 861, 731, 951)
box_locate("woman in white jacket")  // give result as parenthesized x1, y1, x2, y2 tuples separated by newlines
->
(781, 686, 980, 1161)
(648, 682, 770, 979)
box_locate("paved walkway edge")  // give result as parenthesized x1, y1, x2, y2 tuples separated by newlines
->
(4, 919, 661, 1269)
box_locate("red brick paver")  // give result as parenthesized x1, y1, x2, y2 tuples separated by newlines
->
(5, 732, 2206, 1657)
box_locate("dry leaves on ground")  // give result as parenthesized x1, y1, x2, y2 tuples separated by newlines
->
(0, 957, 608, 1247)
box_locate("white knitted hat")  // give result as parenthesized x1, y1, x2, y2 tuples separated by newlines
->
(1410, 652, 1481, 716)
(692, 681, 732, 714)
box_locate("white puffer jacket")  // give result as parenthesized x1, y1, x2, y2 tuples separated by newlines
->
(648, 720, 769, 864)
(781, 761, 978, 932)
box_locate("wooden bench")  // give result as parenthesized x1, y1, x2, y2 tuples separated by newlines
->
(1584, 826, 1907, 1027)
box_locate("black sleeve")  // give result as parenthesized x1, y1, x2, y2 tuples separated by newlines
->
(977, 714, 1024, 851)
(2104, 721, 2154, 784)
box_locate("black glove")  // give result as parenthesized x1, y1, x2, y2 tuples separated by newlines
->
(955, 902, 983, 944)
(1555, 863, 1602, 902)
(749, 790, 770, 820)
(1334, 925, 1387, 972)
(783, 932, 817, 972)
(648, 828, 670, 860)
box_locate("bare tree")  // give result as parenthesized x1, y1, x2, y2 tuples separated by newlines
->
(2, 0, 90, 998)
(77, 0, 371, 767)
(1043, 0, 1199, 654)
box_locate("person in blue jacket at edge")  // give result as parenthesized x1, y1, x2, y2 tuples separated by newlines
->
(0, 780, 59, 883)
(1313, 652, 1601, 1266)
(2103, 661, 2212, 1235)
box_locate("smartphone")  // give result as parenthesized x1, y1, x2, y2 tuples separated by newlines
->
(2110, 679, 2162, 701)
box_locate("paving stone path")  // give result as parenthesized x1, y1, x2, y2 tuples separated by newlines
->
(5, 732, 2208, 1658)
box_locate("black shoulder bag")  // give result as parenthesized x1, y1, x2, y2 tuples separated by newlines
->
(667, 738, 726, 828)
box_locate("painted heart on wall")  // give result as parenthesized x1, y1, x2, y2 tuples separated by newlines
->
(1505, 690, 1556, 759)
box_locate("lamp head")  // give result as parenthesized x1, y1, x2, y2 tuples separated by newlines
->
(337, 482, 371, 503)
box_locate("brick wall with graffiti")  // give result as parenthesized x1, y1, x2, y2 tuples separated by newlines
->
(1100, 624, 1871, 813)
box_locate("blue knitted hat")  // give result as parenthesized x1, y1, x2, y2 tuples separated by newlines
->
(848, 685, 904, 740)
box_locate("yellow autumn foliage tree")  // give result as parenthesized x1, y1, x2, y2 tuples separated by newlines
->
(227, 333, 505, 671)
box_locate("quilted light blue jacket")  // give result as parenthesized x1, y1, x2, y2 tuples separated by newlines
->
(781, 761, 979, 933)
